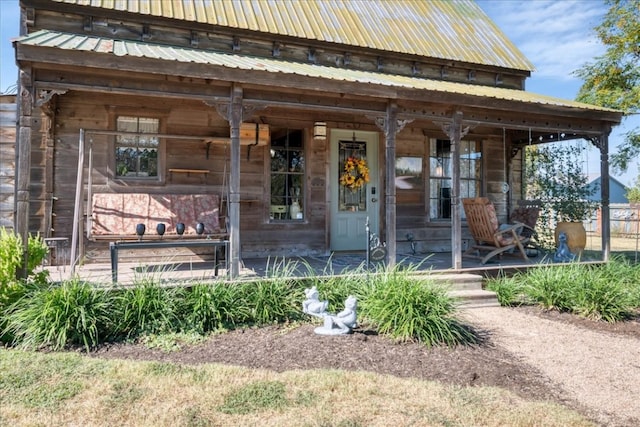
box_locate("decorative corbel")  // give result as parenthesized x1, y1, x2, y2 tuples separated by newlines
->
(587, 135, 604, 152)
(36, 89, 67, 107)
(435, 119, 472, 140)
(366, 115, 413, 134)
(203, 100, 265, 123)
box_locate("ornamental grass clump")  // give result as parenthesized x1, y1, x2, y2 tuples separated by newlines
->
(520, 263, 578, 311)
(4, 279, 114, 351)
(361, 266, 477, 347)
(490, 258, 638, 322)
(566, 261, 636, 322)
(236, 258, 304, 325)
(485, 273, 528, 306)
(113, 277, 182, 338)
(179, 282, 247, 333)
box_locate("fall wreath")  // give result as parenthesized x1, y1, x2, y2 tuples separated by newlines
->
(340, 156, 370, 190)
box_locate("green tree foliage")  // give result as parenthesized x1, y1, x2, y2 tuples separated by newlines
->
(574, 0, 640, 172)
(626, 173, 640, 202)
(524, 143, 598, 249)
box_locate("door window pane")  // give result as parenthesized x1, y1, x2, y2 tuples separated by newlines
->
(338, 139, 368, 212)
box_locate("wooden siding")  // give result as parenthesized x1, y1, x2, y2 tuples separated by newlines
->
(0, 96, 16, 229)
(44, 91, 335, 260)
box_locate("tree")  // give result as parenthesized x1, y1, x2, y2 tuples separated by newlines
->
(524, 143, 598, 250)
(626, 173, 640, 203)
(574, 0, 640, 173)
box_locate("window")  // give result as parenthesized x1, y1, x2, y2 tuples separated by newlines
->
(429, 139, 482, 220)
(395, 156, 423, 204)
(270, 129, 304, 221)
(115, 116, 160, 178)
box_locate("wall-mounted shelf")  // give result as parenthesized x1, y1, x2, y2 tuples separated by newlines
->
(169, 168, 209, 183)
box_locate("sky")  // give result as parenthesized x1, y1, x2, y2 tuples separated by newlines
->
(0, 0, 638, 186)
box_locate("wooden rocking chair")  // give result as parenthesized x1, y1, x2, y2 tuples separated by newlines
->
(462, 197, 530, 265)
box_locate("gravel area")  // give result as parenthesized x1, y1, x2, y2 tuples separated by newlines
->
(463, 307, 640, 427)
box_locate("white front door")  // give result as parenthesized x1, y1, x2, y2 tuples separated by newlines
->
(330, 130, 379, 251)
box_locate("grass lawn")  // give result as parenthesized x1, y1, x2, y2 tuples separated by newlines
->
(0, 349, 593, 427)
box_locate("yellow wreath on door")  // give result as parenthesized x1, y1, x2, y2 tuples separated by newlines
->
(340, 156, 370, 190)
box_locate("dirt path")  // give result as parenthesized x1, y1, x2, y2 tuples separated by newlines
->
(463, 307, 640, 427)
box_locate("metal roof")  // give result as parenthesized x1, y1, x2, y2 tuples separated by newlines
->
(51, 0, 535, 72)
(15, 29, 617, 114)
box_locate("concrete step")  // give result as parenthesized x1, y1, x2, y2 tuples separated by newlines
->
(410, 272, 499, 308)
(449, 289, 501, 309)
(410, 272, 484, 291)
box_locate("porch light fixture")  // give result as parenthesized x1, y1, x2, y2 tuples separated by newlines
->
(313, 122, 327, 140)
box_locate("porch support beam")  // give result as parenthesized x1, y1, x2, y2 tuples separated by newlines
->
(15, 66, 33, 278)
(596, 129, 611, 261)
(384, 102, 398, 268)
(439, 111, 467, 270)
(227, 85, 243, 278)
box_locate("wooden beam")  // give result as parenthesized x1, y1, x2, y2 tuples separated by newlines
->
(384, 103, 398, 268)
(599, 130, 611, 262)
(15, 67, 32, 278)
(228, 85, 243, 279)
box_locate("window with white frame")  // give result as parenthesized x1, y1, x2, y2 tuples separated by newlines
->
(115, 116, 160, 178)
(429, 139, 482, 220)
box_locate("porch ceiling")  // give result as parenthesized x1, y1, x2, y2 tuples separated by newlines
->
(15, 29, 622, 128)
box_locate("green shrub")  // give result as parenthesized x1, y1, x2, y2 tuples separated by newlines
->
(514, 260, 638, 322)
(0, 227, 23, 285)
(361, 267, 477, 347)
(521, 264, 578, 311)
(179, 283, 247, 333)
(26, 234, 49, 276)
(0, 228, 49, 285)
(486, 274, 527, 306)
(113, 278, 181, 338)
(571, 274, 633, 322)
(4, 279, 114, 351)
(238, 279, 300, 325)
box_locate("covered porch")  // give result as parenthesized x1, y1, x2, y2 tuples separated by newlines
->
(43, 246, 599, 286)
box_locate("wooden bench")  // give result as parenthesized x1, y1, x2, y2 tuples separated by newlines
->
(109, 239, 228, 283)
(90, 193, 228, 280)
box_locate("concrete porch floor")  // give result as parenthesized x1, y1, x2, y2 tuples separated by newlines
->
(41, 248, 575, 285)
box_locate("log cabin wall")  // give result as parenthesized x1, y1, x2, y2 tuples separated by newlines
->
(45, 90, 338, 259)
(40, 85, 525, 260)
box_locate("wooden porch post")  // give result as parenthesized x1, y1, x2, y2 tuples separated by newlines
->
(450, 111, 463, 270)
(384, 102, 398, 268)
(15, 66, 33, 278)
(599, 129, 611, 262)
(228, 85, 243, 278)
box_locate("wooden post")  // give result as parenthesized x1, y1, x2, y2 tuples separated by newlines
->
(448, 111, 464, 270)
(228, 85, 243, 278)
(15, 67, 32, 278)
(70, 129, 85, 271)
(384, 102, 398, 268)
(599, 129, 611, 262)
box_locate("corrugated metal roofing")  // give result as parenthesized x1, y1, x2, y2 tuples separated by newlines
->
(51, 0, 535, 71)
(16, 29, 615, 114)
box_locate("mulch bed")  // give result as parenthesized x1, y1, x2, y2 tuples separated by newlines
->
(90, 306, 640, 425)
